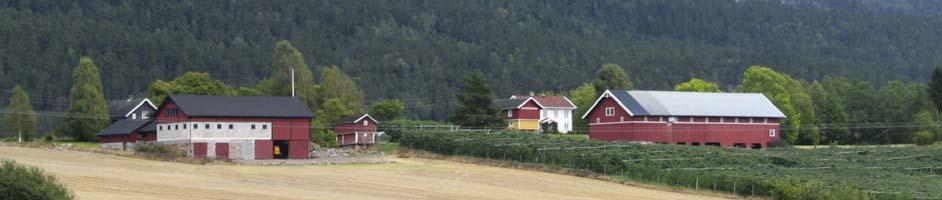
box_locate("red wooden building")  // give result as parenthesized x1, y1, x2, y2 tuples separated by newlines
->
(96, 119, 157, 150)
(495, 97, 543, 131)
(334, 114, 380, 146)
(582, 90, 785, 149)
(155, 95, 314, 160)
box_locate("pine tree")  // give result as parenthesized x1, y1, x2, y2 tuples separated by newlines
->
(65, 57, 109, 141)
(929, 67, 942, 134)
(3, 85, 37, 142)
(450, 70, 504, 128)
(261, 40, 318, 110)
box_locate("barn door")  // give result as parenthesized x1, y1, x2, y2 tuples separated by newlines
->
(215, 143, 229, 159)
(193, 143, 208, 158)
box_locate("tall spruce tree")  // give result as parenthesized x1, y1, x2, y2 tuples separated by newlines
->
(929, 67, 942, 131)
(592, 63, 634, 94)
(450, 70, 504, 128)
(65, 57, 109, 141)
(260, 40, 318, 110)
(3, 85, 37, 141)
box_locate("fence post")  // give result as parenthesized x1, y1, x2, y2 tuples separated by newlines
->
(733, 182, 736, 194)
(695, 177, 699, 190)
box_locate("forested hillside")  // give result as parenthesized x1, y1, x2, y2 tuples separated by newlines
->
(2, 0, 942, 120)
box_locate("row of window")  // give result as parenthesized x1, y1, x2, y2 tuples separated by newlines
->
(158, 123, 269, 131)
(542, 110, 569, 118)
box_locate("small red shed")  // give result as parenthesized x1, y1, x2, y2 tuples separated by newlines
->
(582, 90, 786, 149)
(334, 114, 380, 147)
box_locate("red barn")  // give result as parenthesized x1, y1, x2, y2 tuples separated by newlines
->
(582, 90, 785, 149)
(334, 114, 380, 146)
(155, 95, 314, 160)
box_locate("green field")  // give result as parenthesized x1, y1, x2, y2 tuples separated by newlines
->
(401, 131, 942, 199)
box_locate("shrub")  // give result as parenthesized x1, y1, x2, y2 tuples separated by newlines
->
(914, 131, 935, 146)
(0, 159, 73, 200)
(135, 143, 186, 157)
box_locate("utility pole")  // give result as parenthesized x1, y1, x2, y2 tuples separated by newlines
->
(291, 67, 296, 97)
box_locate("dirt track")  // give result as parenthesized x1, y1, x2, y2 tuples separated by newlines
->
(0, 146, 729, 200)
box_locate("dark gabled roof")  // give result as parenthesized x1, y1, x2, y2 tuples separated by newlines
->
(495, 99, 527, 110)
(138, 121, 157, 133)
(166, 95, 314, 118)
(583, 90, 786, 118)
(108, 98, 154, 117)
(96, 119, 153, 136)
(494, 97, 543, 110)
(338, 114, 378, 124)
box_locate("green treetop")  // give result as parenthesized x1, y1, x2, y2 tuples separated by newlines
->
(65, 57, 109, 141)
(674, 78, 722, 92)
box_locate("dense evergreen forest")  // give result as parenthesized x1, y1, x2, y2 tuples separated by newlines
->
(2, 0, 942, 121)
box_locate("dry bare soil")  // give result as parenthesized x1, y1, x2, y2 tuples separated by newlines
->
(0, 146, 728, 200)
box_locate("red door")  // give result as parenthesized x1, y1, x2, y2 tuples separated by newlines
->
(193, 143, 207, 158)
(215, 143, 229, 159)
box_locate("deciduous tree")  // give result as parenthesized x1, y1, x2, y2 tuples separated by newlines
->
(371, 99, 404, 121)
(568, 83, 597, 133)
(674, 78, 722, 92)
(260, 40, 318, 110)
(736, 66, 802, 144)
(147, 72, 235, 105)
(592, 64, 633, 94)
(2, 85, 37, 141)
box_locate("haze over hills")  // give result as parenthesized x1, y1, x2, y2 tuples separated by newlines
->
(1, 0, 942, 119)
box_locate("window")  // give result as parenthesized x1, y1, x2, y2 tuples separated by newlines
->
(749, 118, 754, 123)
(183, 124, 187, 129)
(142, 111, 149, 119)
(132, 114, 137, 119)
(659, 117, 664, 122)
(205, 124, 210, 129)
(217, 124, 222, 129)
(175, 125, 178, 130)
(689, 117, 694, 122)
(643, 116, 648, 121)
(764, 118, 769, 123)
(769, 129, 776, 137)
(193, 124, 198, 129)
(596, 118, 600, 123)
(263, 124, 268, 129)
(363, 120, 369, 126)
(229, 124, 234, 129)
(507, 110, 513, 117)
(252, 124, 256, 130)
(620, 116, 624, 122)
(159, 126, 163, 131)
(604, 107, 615, 116)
